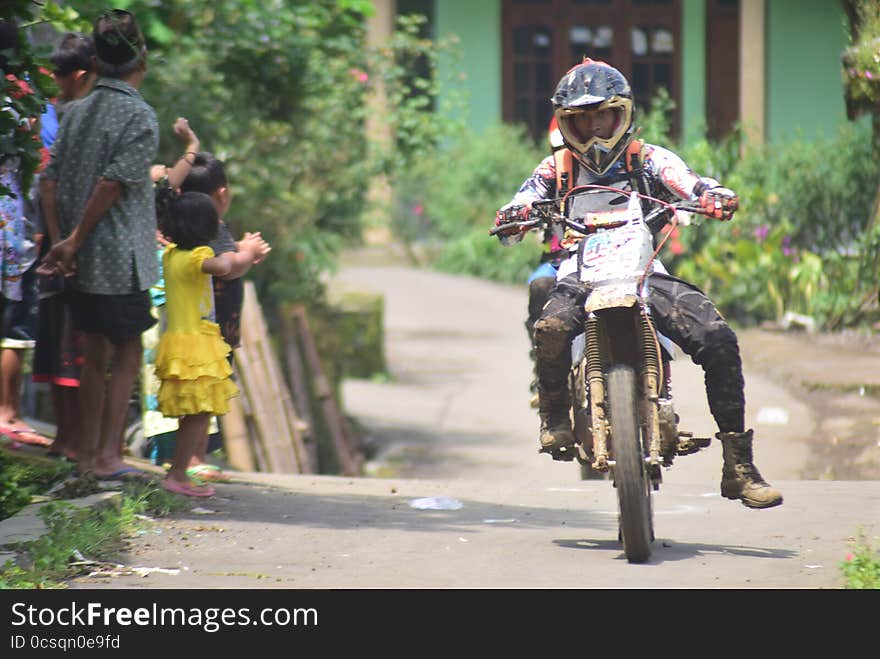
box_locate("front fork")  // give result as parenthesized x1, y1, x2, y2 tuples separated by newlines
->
(583, 314, 610, 471)
(640, 310, 665, 489)
(639, 310, 662, 469)
(580, 309, 663, 480)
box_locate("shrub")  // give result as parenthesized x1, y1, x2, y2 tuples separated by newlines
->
(392, 122, 547, 280)
(840, 532, 880, 589)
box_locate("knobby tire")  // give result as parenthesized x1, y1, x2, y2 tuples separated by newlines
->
(608, 364, 653, 563)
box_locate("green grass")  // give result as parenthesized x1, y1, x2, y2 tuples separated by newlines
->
(0, 478, 191, 589)
(840, 531, 880, 589)
(0, 448, 76, 520)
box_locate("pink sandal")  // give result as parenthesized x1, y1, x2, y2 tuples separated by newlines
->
(161, 478, 215, 498)
(0, 426, 53, 447)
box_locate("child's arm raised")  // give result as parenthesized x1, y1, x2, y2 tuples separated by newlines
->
(218, 232, 271, 280)
(164, 118, 201, 189)
(201, 252, 233, 278)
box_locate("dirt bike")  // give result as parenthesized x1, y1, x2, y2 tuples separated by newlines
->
(491, 183, 717, 563)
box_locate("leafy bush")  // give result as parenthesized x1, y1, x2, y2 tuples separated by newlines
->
(671, 121, 880, 327)
(392, 122, 547, 281)
(435, 227, 543, 284)
(840, 531, 880, 589)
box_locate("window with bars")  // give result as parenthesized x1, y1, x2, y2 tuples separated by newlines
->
(502, 0, 681, 142)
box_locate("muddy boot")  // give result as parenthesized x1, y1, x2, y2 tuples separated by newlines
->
(717, 429, 783, 509)
(538, 383, 574, 454)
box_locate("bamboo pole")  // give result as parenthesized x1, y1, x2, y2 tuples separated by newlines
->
(220, 393, 255, 472)
(290, 304, 359, 476)
(282, 317, 318, 473)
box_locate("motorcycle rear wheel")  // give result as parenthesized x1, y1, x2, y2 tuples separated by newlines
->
(608, 364, 653, 563)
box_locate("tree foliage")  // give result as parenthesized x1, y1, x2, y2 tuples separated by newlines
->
(4, 1, 446, 327)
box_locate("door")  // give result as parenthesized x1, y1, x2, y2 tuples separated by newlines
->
(706, 0, 740, 141)
(502, 0, 681, 141)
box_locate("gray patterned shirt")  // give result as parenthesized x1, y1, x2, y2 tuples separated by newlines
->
(43, 77, 159, 294)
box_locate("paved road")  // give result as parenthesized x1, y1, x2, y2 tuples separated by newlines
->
(60, 262, 879, 589)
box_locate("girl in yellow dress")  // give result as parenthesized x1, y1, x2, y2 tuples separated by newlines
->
(154, 189, 238, 497)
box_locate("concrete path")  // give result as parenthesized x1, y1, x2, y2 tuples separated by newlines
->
(3, 259, 878, 589)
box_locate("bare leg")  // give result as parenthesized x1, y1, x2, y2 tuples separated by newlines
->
(0, 347, 22, 425)
(93, 334, 142, 475)
(48, 383, 81, 461)
(166, 414, 211, 486)
(75, 333, 112, 475)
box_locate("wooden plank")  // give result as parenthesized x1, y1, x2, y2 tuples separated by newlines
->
(239, 283, 300, 473)
(231, 351, 268, 472)
(245, 283, 309, 473)
(220, 391, 255, 472)
(282, 317, 319, 473)
(232, 340, 276, 471)
(291, 304, 359, 476)
(239, 290, 282, 470)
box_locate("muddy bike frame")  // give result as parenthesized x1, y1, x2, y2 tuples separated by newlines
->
(493, 184, 716, 563)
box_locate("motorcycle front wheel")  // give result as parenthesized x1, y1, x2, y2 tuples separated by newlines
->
(608, 364, 653, 563)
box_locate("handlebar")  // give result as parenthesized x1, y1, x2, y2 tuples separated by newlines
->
(490, 185, 711, 237)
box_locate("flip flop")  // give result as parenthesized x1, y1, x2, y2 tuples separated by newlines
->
(95, 466, 153, 481)
(160, 478, 215, 498)
(0, 426, 53, 447)
(187, 464, 231, 482)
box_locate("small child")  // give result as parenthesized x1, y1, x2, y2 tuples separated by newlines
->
(154, 189, 238, 497)
(179, 152, 270, 481)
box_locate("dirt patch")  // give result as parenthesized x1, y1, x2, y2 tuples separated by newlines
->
(738, 328, 880, 480)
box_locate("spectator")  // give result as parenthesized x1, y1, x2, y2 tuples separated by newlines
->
(0, 182, 45, 446)
(178, 152, 270, 481)
(140, 117, 203, 466)
(153, 189, 239, 497)
(28, 33, 96, 458)
(0, 19, 31, 448)
(39, 9, 159, 479)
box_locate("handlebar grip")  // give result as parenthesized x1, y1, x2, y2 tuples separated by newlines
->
(489, 222, 521, 236)
(489, 218, 542, 237)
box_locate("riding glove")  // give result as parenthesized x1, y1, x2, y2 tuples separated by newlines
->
(699, 187, 739, 221)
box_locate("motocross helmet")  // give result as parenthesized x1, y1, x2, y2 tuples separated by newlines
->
(551, 59, 634, 175)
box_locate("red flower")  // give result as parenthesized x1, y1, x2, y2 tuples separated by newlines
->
(4, 74, 34, 100)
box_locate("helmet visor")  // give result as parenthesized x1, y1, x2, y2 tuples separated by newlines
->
(554, 97, 633, 174)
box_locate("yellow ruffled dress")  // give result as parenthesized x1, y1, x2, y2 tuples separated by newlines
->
(155, 245, 238, 417)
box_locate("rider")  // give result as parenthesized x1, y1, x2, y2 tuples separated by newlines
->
(494, 59, 782, 510)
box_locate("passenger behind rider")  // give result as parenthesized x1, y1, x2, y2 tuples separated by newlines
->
(523, 117, 568, 409)
(494, 59, 782, 510)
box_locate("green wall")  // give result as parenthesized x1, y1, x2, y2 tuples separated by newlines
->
(766, 0, 848, 142)
(436, 0, 851, 143)
(436, 0, 502, 133)
(681, 0, 707, 144)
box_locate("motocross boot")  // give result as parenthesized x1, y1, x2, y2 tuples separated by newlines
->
(717, 429, 783, 509)
(538, 383, 575, 454)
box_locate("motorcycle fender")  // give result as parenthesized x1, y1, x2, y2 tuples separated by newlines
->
(584, 282, 639, 312)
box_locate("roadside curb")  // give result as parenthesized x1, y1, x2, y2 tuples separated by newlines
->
(0, 490, 123, 565)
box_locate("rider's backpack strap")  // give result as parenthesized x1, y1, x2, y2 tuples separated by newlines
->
(625, 138, 651, 215)
(551, 132, 574, 199)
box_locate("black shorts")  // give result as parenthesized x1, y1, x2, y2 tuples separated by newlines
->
(1, 260, 39, 348)
(32, 286, 83, 387)
(70, 289, 156, 345)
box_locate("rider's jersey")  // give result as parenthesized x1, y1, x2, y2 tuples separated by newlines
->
(498, 142, 719, 250)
